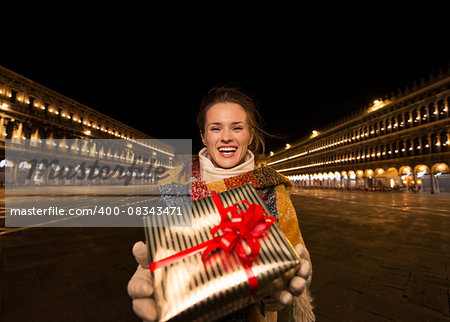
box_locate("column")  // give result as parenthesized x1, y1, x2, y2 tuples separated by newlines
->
(445, 98, 449, 117)
(436, 134, 442, 152)
(425, 105, 430, 123)
(413, 171, 418, 191)
(387, 118, 392, 133)
(430, 171, 436, 194)
(406, 111, 412, 128)
(416, 107, 422, 125)
(434, 101, 439, 119)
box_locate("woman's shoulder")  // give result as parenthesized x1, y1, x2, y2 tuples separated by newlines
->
(251, 165, 291, 189)
(158, 156, 197, 186)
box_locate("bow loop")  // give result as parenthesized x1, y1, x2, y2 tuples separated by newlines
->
(205, 195, 275, 270)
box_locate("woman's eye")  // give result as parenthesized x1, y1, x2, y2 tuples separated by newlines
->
(233, 127, 243, 131)
(210, 127, 220, 131)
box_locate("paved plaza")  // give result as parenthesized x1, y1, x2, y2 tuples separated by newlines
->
(1, 188, 449, 321)
(291, 188, 450, 321)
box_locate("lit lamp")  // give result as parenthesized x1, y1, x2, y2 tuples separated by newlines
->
(285, 144, 291, 150)
(311, 130, 319, 138)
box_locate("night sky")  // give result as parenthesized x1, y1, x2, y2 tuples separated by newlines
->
(1, 45, 449, 155)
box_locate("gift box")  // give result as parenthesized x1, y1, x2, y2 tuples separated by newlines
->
(144, 183, 300, 322)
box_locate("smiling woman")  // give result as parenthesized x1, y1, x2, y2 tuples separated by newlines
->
(127, 85, 315, 322)
(200, 102, 253, 169)
(197, 85, 267, 161)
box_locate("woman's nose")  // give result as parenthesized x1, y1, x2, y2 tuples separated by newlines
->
(221, 128, 233, 142)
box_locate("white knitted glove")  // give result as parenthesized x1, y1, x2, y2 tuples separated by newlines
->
(263, 243, 312, 311)
(127, 241, 157, 322)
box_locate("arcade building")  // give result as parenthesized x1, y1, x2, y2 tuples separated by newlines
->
(0, 65, 175, 186)
(266, 69, 450, 193)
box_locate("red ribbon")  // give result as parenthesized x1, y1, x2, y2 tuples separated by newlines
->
(150, 194, 275, 294)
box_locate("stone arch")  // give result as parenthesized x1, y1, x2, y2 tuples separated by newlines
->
(412, 164, 429, 192)
(399, 165, 413, 176)
(382, 167, 399, 189)
(364, 168, 374, 178)
(414, 164, 430, 174)
(373, 168, 386, 188)
(429, 163, 450, 193)
(431, 163, 449, 174)
(385, 167, 398, 177)
(398, 165, 415, 190)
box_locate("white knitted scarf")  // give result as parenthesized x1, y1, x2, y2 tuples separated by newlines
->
(198, 147, 255, 184)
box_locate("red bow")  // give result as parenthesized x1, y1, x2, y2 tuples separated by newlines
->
(150, 194, 275, 294)
(202, 194, 275, 268)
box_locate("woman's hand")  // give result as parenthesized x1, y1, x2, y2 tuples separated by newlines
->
(127, 241, 158, 322)
(127, 242, 312, 317)
(263, 243, 312, 311)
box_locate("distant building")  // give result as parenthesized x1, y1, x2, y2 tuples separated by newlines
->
(266, 69, 450, 193)
(0, 65, 175, 186)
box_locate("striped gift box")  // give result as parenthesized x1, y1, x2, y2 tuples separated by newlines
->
(144, 183, 300, 322)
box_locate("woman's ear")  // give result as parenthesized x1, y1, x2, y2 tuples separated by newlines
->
(249, 129, 254, 146)
(200, 131, 207, 146)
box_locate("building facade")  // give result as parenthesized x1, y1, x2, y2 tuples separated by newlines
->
(0, 65, 175, 186)
(266, 70, 450, 193)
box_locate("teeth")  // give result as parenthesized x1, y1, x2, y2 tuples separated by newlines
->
(219, 147, 237, 153)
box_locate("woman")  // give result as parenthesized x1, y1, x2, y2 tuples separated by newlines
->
(128, 85, 314, 321)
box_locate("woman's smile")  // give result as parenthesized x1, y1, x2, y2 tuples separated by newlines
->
(217, 145, 238, 157)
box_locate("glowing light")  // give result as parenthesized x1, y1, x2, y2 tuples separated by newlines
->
(390, 179, 395, 188)
(368, 99, 390, 113)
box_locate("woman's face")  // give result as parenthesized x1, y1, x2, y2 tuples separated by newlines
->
(201, 102, 253, 169)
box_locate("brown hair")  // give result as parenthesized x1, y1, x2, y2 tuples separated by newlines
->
(197, 85, 268, 161)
